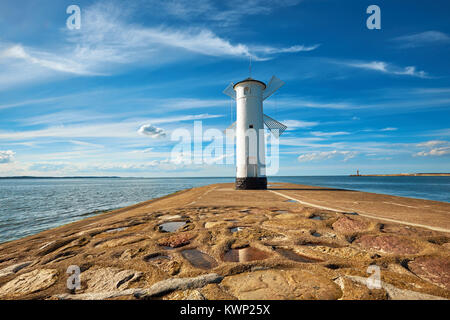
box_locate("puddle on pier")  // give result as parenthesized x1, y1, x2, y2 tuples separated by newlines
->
(285, 199, 298, 203)
(222, 247, 270, 262)
(144, 253, 170, 262)
(309, 215, 326, 220)
(274, 210, 288, 214)
(274, 247, 321, 263)
(105, 227, 127, 233)
(181, 249, 218, 269)
(158, 221, 186, 233)
(230, 226, 245, 233)
(311, 232, 322, 237)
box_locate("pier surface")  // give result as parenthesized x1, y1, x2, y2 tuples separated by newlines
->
(0, 183, 449, 300)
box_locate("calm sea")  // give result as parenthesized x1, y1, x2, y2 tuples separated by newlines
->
(0, 176, 448, 243)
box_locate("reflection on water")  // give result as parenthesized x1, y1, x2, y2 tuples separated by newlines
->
(230, 226, 245, 233)
(144, 253, 170, 262)
(181, 249, 218, 269)
(222, 247, 270, 262)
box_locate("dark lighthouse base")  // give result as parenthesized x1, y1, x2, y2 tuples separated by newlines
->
(235, 177, 267, 190)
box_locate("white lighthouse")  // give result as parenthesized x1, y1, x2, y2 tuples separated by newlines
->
(224, 76, 287, 190)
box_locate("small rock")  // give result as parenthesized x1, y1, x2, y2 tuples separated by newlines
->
(0, 269, 58, 297)
(332, 216, 368, 235)
(157, 234, 191, 248)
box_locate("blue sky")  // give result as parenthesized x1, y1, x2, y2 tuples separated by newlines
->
(0, 0, 449, 177)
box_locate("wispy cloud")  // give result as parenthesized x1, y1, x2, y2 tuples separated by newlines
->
(0, 1, 317, 88)
(0, 96, 65, 110)
(0, 114, 222, 141)
(0, 44, 99, 75)
(391, 31, 450, 48)
(345, 61, 428, 78)
(414, 140, 450, 157)
(297, 150, 357, 162)
(148, 0, 303, 26)
(251, 44, 320, 55)
(310, 131, 350, 137)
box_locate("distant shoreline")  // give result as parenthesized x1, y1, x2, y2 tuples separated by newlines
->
(350, 173, 450, 177)
(0, 176, 121, 179)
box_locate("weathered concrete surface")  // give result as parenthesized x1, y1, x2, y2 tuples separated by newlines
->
(0, 183, 448, 300)
(0, 269, 58, 297)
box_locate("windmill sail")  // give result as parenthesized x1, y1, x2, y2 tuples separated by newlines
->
(224, 121, 236, 133)
(263, 76, 285, 100)
(223, 82, 236, 100)
(263, 114, 287, 138)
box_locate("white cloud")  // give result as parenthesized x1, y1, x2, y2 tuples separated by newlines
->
(138, 124, 167, 138)
(297, 150, 357, 162)
(417, 140, 447, 148)
(252, 44, 320, 55)
(415, 148, 450, 157)
(0, 44, 98, 75)
(0, 150, 15, 164)
(392, 31, 450, 48)
(346, 61, 428, 78)
(380, 127, 397, 132)
(414, 140, 450, 157)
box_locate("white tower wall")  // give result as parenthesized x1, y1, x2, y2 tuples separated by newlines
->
(234, 80, 266, 180)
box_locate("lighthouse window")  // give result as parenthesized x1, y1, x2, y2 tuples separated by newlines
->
(249, 125, 254, 128)
(244, 87, 250, 95)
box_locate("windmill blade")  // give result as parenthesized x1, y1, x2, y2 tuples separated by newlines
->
(263, 76, 285, 100)
(223, 121, 236, 134)
(263, 114, 287, 138)
(223, 82, 236, 100)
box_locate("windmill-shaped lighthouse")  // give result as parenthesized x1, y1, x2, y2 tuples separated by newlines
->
(224, 76, 287, 190)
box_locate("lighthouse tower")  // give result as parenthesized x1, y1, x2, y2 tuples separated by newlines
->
(224, 76, 287, 190)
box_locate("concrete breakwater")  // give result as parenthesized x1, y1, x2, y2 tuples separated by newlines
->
(0, 183, 449, 300)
